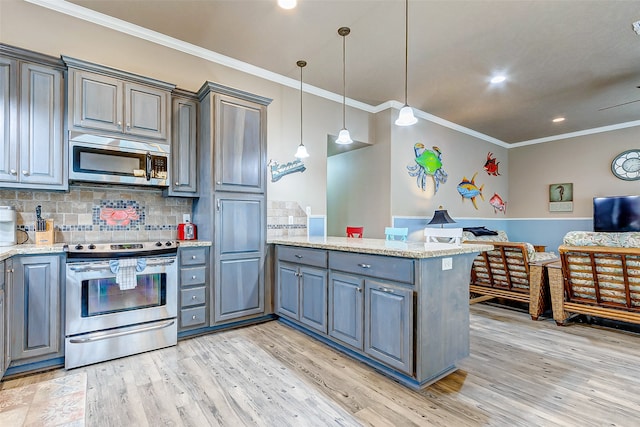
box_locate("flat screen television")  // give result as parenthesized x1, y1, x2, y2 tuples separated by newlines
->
(593, 196, 640, 232)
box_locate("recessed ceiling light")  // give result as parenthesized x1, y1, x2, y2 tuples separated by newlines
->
(490, 75, 506, 84)
(552, 117, 565, 123)
(278, 0, 297, 9)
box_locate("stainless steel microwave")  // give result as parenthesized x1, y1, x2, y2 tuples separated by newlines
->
(69, 132, 170, 187)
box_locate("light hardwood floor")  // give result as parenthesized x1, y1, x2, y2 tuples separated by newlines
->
(3, 304, 640, 426)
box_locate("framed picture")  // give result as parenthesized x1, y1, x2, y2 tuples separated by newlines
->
(549, 183, 573, 212)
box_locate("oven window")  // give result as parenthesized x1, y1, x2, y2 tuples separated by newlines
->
(81, 273, 167, 317)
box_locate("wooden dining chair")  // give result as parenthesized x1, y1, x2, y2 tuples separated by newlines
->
(346, 226, 364, 238)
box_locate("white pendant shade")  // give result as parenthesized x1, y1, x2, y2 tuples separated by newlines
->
(278, 0, 297, 10)
(395, 105, 418, 126)
(336, 128, 353, 145)
(294, 144, 309, 158)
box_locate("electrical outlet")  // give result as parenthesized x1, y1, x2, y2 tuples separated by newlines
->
(442, 257, 453, 270)
(183, 214, 191, 223)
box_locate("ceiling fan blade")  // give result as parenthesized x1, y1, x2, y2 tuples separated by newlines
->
(598, 98, 640, 111)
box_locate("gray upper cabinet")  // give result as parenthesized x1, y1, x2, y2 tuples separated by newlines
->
(9, 255, 63, 363)
(0, 45, 65, 190)
(63, 56, 175, 141)
(168, 90, 198, 196)
(198, 82, 270, 194)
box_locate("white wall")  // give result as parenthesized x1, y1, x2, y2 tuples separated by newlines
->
(509, 126, 640, 218)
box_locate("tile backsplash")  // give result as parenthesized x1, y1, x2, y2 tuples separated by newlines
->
(0, 183, 192, 244)
(267, 200, 307, 238)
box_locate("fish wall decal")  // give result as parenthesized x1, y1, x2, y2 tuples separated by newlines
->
(489, 193, 507, 214)
(457, 172, 484, 210)
(483, 152, 501, 176)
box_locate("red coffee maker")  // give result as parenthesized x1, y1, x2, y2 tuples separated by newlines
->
(177, 221, 197, 240)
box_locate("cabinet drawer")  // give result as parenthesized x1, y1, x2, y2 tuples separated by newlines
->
(180, 266, 206, 286)
(329, 251, 414, 284)
(180, 248, 207, 266)
(181, 286, 206, 308)
(278, 246, 327, 268)
(181, 306, 207, 328)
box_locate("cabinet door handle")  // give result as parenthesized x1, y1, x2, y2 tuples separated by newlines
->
(216, 199, 221, 211)
(357, 287, 362, 293)
(295, 254, 303, 259)
(358, 263, 371, 269)
(192, 275, 196, 279)
(175, 182, 180, 186)
(117, 121, 122, 128)
(379, 287, 394, 294)
(126, 123, 131, 129)
(192, 295, 197, 300)
(9, 169, 16, 175)
(192, 255, 197, 259)
(192, 315, 197, 320)
(216, 181, 221, 185)
(22, 170, 29, 176)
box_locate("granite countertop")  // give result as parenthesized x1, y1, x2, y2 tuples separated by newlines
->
(268, 236, 493, 259)
(0, 240, 212, 262)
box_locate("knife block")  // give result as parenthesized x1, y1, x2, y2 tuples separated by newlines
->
(35, 219, 54, 245)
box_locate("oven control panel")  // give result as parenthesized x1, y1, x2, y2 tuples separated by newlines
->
(64, 241, 179, 258)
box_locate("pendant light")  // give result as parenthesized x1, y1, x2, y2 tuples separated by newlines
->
(294, 60, 310, 159)
(395, 0, 417, 126)
(336, 26, 353, 145)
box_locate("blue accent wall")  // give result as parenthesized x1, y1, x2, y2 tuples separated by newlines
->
(393, 216, 593, 252)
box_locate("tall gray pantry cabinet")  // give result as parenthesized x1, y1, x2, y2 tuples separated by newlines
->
(193, 82, 271, 326)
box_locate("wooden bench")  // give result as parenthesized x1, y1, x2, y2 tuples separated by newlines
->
(466, 240, 557, 320)
(549, 245, 640, 325)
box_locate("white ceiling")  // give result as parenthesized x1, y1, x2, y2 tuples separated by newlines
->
(64, 0, 640, 145)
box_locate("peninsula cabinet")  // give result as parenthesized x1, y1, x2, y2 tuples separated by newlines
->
(0, 45, 65, 190)
(272, 240, 483, 389)
(63, 56, 175, 141)
(276, 246, 328, 334)
(167, 90, 198, 196)
(8, 255, 63, 365)
(328, 252, 414, 374)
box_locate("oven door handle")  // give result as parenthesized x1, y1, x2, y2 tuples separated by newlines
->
(68, 258, 175, 272)
(68, 319, 176, 343)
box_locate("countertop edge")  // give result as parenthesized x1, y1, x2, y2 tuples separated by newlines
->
(268, 237, 493, 259)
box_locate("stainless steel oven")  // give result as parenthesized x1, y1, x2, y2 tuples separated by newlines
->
(64, 241, 179, 369)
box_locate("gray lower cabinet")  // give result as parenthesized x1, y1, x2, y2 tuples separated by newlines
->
(328, 272, 363, 348)
(364, 279, 413, 373)
(167, 91, 198, 196)
(178, 247, 209, 332)
(0, 45, 65, 189)
(0, 260, 5, 378)
(276, 246, 328, 334)
(63, 56, 175, 141)
(214, 194, 265, 323)
(9, 255, 63, 363)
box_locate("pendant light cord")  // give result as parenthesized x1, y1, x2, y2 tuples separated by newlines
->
(342, 32, 346, 128)
(403, 0, 409, 106)
(300, 64, 303, 145)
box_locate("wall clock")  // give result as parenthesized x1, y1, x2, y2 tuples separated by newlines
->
(611, 149, 640, 181)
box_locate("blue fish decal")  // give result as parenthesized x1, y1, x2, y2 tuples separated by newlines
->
(457, 172, 484, 210)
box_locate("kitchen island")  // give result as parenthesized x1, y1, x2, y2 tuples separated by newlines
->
(269, 236, 493, 389)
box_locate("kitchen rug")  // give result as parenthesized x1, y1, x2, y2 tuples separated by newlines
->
(0, 372, 87, 426)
